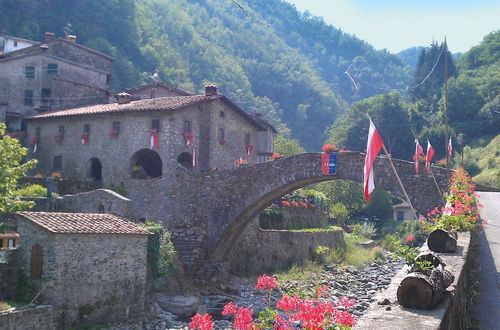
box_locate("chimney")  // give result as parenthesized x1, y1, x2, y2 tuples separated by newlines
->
(67, 35, 77, 43)
(204, 85, 218, 96)
(115, 92, 132, 104)
(44, 32, 55, 43)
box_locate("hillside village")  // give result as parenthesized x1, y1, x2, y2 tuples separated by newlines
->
(0, 4, 498, 329)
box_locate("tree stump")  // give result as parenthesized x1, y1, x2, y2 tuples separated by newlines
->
(409, 252, 445, 274)
(397, 264, 455, 309)
(427, 229, 458, 252)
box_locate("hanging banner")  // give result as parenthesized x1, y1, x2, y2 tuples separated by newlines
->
(321, 153, 337, 175)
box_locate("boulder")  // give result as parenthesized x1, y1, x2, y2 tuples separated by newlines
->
(157, 295, 201, 318)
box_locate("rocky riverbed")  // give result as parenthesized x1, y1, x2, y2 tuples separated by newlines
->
(108, 252, 403, 329)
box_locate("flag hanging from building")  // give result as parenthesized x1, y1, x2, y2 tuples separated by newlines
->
(364, 118, 384, 203)
(447, 137, 453, 161)
(150, 129, 158, 150)
(192, 148, 196, 168)
(414, 139, 424, 174)
(425, 140, 435, 173)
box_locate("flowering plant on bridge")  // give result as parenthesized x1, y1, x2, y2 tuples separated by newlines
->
(412, 154, 426, 164)
(322, 144, 338, 153)
(108, 128, 119, 137)
(235, 158, 249, 167)
(272, 153, 283, 160)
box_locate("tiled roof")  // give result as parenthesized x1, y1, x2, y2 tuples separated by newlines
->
(15, 211, 150, 235)
(28, 94, 221, 119)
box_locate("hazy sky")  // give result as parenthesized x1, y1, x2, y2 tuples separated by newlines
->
(284, 0, 500, 53)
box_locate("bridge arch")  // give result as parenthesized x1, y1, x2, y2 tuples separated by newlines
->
(208, 152, 452, 262)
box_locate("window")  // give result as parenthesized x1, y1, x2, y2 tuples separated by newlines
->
(24, 90, 34, 105)
(58, 125, 65, 135)
(41, 88, 51, 101)
(84, 124, 90, 133)
(218, 128, 225, 142)
(47, 63, 58, 75)
(220, 111, 225, 118)
(151, 119, 160, 130)
(53, 155, 62, 170)
(245, 134, 251, 148)
(183, 120, 192, 134)
(397, 211, 405, 221)
(112, 121, 120, 132)
(0, 239, 3, 248)
(31, 244, 42, 279)
(35, 127, 41, 137)
(25, 66, 35, 78)
(13, 40, 18, 47)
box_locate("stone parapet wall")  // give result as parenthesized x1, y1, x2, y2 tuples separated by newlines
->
(355, 232, 472, 330)
(229, 218, 345, 274)
(0, 305, 59, 330)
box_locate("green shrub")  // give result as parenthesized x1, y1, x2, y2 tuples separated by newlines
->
(142, 221, 175, 277)
(352, 222, 377, 239)
(14, 184, 49, 198)
(381, 233, 401, 251)
(108, 181, 127, 197)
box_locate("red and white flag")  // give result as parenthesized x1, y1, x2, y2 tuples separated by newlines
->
(192, 148, 196, 168)
(414, 139, 424, 174)
(150, 129, 158, 150)
(425, 140, 435, 173)
(364, 118, 384, 203)
(447, 137, 453, 161)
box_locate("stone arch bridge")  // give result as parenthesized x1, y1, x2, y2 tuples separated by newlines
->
(126, 152, 453, 274)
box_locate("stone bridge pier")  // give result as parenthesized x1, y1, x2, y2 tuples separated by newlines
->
(126, 152, 453, 275)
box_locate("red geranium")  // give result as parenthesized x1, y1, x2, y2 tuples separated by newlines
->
(405, 234, 415, 243)
(189, 313, 214, 330)
(322, 144, 338, 153)
(272, 153, 283, 160)
(255, 274, 277, 291)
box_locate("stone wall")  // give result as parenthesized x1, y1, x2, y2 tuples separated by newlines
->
(0, 305, 59, 330)
(19, 177, 102, 195)
(57, 188, 133, 218)
(260, 208, 328, 230)
(229, 218, 345, 274)
(0, 248, 20, 300)
(355, 232, 472, 330)
(15, 218, 149, 326)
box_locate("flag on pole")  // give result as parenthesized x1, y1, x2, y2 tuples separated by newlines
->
(364, 118, 384, 203)
(425, 140, 435, 173)
(192, 148, 196, 168)
(447, 137, 453, 161)
(414, 139, 424, 174)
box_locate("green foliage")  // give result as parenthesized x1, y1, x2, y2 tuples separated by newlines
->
(14, 184, 48, 198)
(380, 234, 401, 252)
(394, 245, 419, 268)
(329, 203, 349, 226)
(352, 222, 377, 239)
(0, 124, 38, 215)
(415, 260, 436, 273)
(107, 181, 128, 197)
(13, 269, 38, 305)
(142, 221, 175, 278)
(274, 135, 306, 156)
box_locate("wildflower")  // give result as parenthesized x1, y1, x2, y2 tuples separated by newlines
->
(189, 313, 214, 330)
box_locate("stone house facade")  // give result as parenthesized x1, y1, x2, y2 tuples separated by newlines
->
(14, 211, 150, 325)
(26, 86, 276, 184)
(0, 32, 114, 131)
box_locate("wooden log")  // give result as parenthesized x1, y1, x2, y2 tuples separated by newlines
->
(409, 251, 445, 274)
(397, 265, 455, 309)
(427, 228, 457, 252)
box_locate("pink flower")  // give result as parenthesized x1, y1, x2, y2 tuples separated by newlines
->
(189, 313, 214, 330)
(277, 295, 302, 312)
(255, 274, 277, 291)
(222, 301, 237, 315)
(316, 285, 329, 297)
(233, 306, 254, 330)
(405, 234, 415, 243)
(335, 310, 356, 327)
(338, 297, 356, 308)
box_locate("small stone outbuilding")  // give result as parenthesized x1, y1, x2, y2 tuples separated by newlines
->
(14, 211, 150, 325)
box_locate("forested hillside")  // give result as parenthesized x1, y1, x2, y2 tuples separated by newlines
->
(0, 0, 412, 149)
(328, 31, 499, 163)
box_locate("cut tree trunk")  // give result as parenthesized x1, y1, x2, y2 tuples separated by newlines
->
(409, 252, 445, 274)
(427, 229, 458, 252)
(397, 265, 455, 309)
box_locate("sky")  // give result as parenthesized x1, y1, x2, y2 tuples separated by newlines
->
(284, 0, 500, 53)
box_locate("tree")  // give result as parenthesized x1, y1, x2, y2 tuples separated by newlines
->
(0, 124, 37, 215)
(274, 135, 306, 156)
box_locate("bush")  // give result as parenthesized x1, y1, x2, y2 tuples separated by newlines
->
(380, 233, 401, 252)
(352, 222, 377, 239)
(108, 181, 128, 197)
(14, 184, 49, 198)
(142, 221, 175, 277)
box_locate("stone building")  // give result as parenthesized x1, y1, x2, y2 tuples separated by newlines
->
(0, 35, 38, 54)
(392, 201, 421, 221)
(26, 86, 276, 183)
(0, 32, 114, 131)
(14, 211, 150, 325)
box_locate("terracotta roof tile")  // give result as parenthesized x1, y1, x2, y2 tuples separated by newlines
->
(28, 95, 221, 120)
(15, 211, 150, 235)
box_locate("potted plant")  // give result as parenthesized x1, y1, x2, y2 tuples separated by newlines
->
(322, 144, 338, 153)
(271, 153, 283, 160)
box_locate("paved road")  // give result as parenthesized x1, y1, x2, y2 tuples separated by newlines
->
(476, 192, 500, 329)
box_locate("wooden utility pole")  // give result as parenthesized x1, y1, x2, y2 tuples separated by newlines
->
(444, 37, 450, 168)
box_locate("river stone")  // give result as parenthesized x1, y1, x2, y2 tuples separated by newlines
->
(157, 295, 201, 318)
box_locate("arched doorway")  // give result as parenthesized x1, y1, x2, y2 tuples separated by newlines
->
(130, 149, 163, 179)
(89, 158, 102, 181)
(31, 244, 42, 279)
(177, 152, 193, 170)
